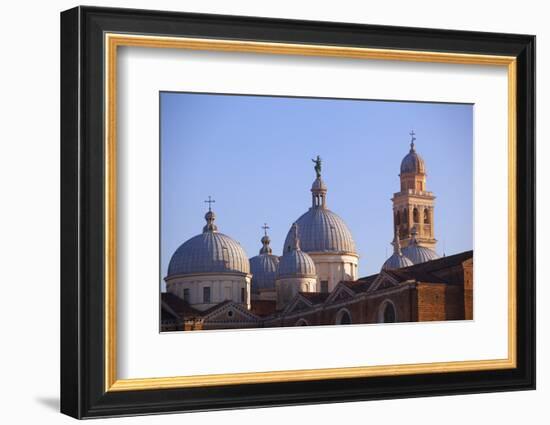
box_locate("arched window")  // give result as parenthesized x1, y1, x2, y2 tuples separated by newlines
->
(424, 208, 430, 223)
(413, 208, 419, 223)
(378, 300, 397, 323)
(336, 309, 352, 325)
(402, 208, 407, 223)
(295, 318, 309, 326)
(395, 211, 400, 226)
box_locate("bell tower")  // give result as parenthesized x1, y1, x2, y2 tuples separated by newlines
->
(391, 131, 437, 250)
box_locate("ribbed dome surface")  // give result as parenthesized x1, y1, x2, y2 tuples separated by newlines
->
(283, 208, 356, 254)
(168, 232, 250, 276)
(250, 254, 279, 291)
(400, 150, 426, 174)
(402, 243, 439, 265)
(277, 250, 316, 278)
(382, 253, 414, 270)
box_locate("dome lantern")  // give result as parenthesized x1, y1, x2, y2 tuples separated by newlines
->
(259, 223, 273, 255)
(202, 196, 218, 233)
(311, 155, 327, 208)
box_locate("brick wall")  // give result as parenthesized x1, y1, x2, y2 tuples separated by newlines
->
(268, 285, 416, 326)
(416, 282, 465, 321)
(463, 258, 473, 320)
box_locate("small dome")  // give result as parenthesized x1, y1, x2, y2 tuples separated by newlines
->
(277, 250, 316, 278)
(382, 253, 414, 270)
(400, 150, 426, 174)
(401, 234, 439, 265)
(249, 226, 279, 292)
(250, 254, 279, 291)
(278, 223, 317, 278)
(382, 228, 413, 270)
(283, 208, 356, 254)
(167, 209, 249, 277)
(400, 134, 426, 175)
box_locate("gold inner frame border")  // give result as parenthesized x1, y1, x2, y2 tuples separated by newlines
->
(104, 33, 517, 392)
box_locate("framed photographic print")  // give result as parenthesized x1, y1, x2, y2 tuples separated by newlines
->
(60, 6, 535, 419)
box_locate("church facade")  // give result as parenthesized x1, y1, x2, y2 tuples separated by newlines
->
(161, 133, 473, 332)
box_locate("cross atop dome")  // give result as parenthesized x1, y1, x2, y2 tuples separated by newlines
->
(409, 130, 416, 151)
(260, 223, 273, 254)
(202, 196, 218, 233)
(204, 195, 215, 212)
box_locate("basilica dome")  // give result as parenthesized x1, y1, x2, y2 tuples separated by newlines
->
(284, 208, 356, 254)
(382, 253, 414, 270)
(277, 249, 317, 278)
(249, 231, 279, 292)
(400, 139, 426, 175)
(278, 224, 317, 279)
(167, 210, 249, 277)
(382, 229, 414, 270)
(401, 235, 439, 265)
(283, 175, 356, 255)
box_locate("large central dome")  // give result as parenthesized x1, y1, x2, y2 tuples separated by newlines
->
(283, 172, 357, 255)
(167, 210, 249, 277)
(283, 208, 356, 254)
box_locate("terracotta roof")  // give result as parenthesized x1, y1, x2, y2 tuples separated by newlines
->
(383, 268, 443, 284)
(342, 276, 377, 293)
(250, 300, 277, 317)
(161, 292, 202, 317)
(298, 292, 330, 304)
(356, 250, 473, 286)
(161, 306, 179, 322)
(401, 250, 473, 274)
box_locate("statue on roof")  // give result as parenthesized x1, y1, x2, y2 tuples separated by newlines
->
(311, 155, 322, 178)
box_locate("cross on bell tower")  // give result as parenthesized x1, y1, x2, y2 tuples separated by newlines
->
(390, 132, 437, 250)
(409, 130, 416, 150)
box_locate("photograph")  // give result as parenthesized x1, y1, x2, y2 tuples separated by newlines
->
(160, 92, 474, 331)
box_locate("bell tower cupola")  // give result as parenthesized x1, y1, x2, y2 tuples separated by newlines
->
(391, 131, 437, 250)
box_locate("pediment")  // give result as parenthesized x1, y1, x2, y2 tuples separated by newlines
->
(202, 302, 260, 323)
(325, 283, 356, 305)
(283, 295, 314, 315)
(369, 271, 400, 292)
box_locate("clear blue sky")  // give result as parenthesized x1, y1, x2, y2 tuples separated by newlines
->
(160, 92, 473, 286)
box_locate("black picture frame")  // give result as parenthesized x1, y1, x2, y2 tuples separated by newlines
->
(60, 5, 535, 419)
